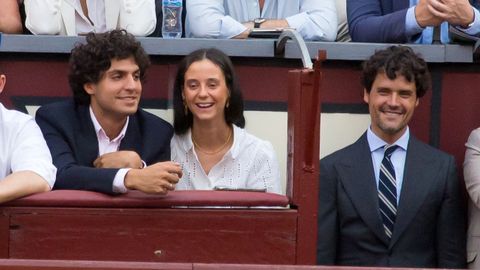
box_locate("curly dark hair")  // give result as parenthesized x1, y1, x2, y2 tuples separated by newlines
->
(68, 29, 151, 105)
(173, 48, 245, 135)
(362, 46, 430, 98)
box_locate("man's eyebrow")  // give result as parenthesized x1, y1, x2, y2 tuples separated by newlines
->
(106, 68, 141, 74)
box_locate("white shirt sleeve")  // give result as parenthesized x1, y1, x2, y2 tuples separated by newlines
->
(10, 116, 56, 189)
(285, 0, 338, 41)
(112, 168, 129, 193)
(186, 0, 247, 38)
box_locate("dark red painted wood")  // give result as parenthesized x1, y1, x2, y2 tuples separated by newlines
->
(440, 66, 480, 169)
(0, 259, 464, 270)
(0, 212, 10, 258)
(0, 259, 191, 269)
(285, 52, 323, 264)
(7, 208, 297, 263)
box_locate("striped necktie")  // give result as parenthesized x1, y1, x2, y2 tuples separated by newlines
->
(378, 144, 399, 240)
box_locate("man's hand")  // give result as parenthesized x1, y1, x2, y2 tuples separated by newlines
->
(415, 0, 444, 27)
(233, 22, 254, 39)
(93, 151, 143, 169)
(124, 161, 183, 195)
(428, 0, 474, 27)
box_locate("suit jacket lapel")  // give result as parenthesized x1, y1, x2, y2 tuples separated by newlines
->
(338, 133, 389, 245)
(61, 0, 77, 35)
(119, 114, 142, 153)
(76, 105, 100, 166)
(390, 136, 436, 247)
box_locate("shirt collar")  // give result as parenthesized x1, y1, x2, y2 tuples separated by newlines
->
(367, 126, 409, 152)
(89, 106, 129, 143)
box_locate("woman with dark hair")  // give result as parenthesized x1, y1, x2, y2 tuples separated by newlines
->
(171, 48, 281, 194)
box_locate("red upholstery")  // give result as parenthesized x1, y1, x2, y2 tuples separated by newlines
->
(4, 190, 290, 208)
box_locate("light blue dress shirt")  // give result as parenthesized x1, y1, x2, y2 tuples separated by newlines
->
(367, 127, 409, 204)
(185, 0, 337, 41)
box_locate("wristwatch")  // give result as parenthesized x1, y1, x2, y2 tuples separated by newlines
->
(254, 18, 266, 28)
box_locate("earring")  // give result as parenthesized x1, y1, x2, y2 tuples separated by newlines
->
(226, 99, 230, 109)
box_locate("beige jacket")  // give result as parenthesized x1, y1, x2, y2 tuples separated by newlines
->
(24, 0, 156, 36)
(464, 127, 480, 269)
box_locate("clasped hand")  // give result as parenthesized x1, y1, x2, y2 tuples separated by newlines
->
(125, 161, 183, 195)
(416, 0, 474, 28)
(94, 151, 183, 195)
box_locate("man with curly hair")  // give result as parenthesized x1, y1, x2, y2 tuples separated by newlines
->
(317, 46, 465, 268)
(36, 29, 181, 195)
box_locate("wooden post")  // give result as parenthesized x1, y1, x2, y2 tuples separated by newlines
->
(287, 51, 326, 264)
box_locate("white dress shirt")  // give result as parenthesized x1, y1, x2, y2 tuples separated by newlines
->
(367, 126, 409, 203)
(89, 107, 129, 193)
(171, 125, 282, 194)
(186, 0, 337, 41)
(0, 103, 56, 188)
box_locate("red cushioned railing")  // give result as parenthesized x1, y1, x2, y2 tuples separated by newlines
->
(3, 190, 290, 208)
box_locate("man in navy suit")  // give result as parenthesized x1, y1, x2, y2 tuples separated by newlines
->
(348, 0, 480, 43)
(36, 30, 182, 195)
(317, 46, 466, 268)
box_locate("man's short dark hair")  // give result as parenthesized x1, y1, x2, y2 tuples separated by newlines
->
(173, 48, 245, 134)
(68, 29, 151, 105)
(362, 46, 431, 98)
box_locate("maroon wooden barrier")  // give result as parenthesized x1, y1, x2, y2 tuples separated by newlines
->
(0, 259, 191, 270)
(0, 190, 294, 264)
(0, 259, 461, 270)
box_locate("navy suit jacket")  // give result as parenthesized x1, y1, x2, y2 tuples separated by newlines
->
(347, 0, 411, 43)
(36, 100, 173, 194)
(317, 132, 466, 268)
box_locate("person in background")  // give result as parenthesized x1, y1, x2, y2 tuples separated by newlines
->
(186, 0, 337, 41)
(335, 0, 351, 41)
(0, 0, 23, 34)
(0, 69, 56, 202)
(317, 46, 465, 268)
(36, 30, 181, 195)
(463, 128, 480, 268)
(24, 0, 156, 36)
(348, 0, 480, 43)
(171, 48, 282, 194)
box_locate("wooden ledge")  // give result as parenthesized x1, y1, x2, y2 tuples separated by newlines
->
(3, 190, 290, 208)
